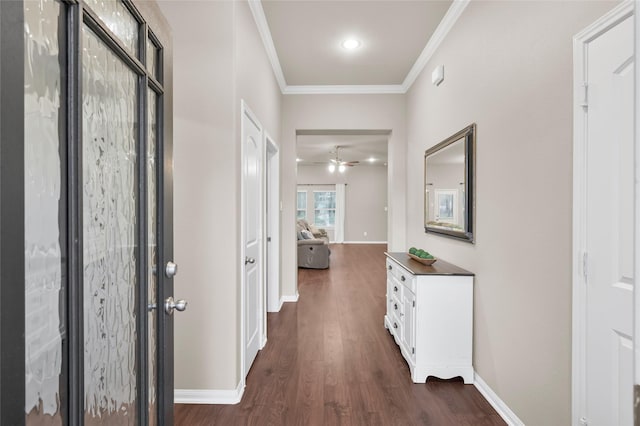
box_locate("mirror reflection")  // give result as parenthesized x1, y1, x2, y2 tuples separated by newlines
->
(424, 124, 475, 243)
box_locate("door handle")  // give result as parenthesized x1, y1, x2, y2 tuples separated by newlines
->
(165, 296, 188, 315)
(165, 261, 178, 278)
(245, 257, 256, 265)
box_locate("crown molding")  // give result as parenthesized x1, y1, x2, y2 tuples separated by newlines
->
(402, 0, 470, 91)
(249, 0, 469, 96)
(247, 0, 287, 92)
(283, 85, 405, 95)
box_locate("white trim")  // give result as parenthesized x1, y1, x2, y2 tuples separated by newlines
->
(342, 241, 388, 244)
(401, 0, 470, 90)
(266, 133, 281, 314)
(249, 0, 469, 95)
(281, 293, 299, 303)
(175, 382, 245, 405)
(283, 85, 405, 95)
(247, 0, 287, 92)
(571, 3, 634, 425)
(473, 374, 524, 426)
(635, 0, 640, 394)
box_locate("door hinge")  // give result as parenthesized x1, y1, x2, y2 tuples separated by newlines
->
(580, 83, 588, 109)
(412, 300, 415, 308)
(582, 251, 588, 283)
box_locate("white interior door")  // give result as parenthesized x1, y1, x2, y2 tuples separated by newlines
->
(584, 13, 634, 426)
(242, 103, 263, 377)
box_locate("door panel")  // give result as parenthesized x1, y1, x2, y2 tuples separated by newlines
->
(585, 14, 633, 426)
(24, 0, 65, 423)
(243, 111, 262, 377)
(17, 0, 173, 424)
(81, 22, 139, 423)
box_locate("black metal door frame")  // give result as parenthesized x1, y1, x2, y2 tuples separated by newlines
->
(0, 0, 173, 424)
(0, 1, 26, 425)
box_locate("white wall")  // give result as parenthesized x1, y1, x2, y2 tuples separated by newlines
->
(405, 1, 617, 424)
(281, 95, 406, 298)
(160, 0, 281, 394)
(297, 164, 388, 242)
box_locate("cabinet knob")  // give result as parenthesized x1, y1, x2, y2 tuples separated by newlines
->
(388, 265, 392, 270)
(401, 275, 406, 282)
(393, 286, 398, 292)
(394, 303, 398, 310)
(393, 322, 398, 329)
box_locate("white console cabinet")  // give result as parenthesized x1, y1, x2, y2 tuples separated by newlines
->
(384, 252, 474, 384)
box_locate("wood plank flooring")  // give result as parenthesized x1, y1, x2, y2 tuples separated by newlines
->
(175, 244, 505, 425)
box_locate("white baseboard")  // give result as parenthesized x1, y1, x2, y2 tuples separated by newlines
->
(267, 304, 280, 313)
(175, 381, 244, 405)
(341, 241, 388, 244)
(281, 293, 299, 303)
(474, 373, 524, 426)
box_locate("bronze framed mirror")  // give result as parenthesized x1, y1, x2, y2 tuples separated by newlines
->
(424, 124, 476, 243)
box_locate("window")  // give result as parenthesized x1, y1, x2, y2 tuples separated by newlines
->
(313, 191, 336, 227)
(297, 191, 307, 220)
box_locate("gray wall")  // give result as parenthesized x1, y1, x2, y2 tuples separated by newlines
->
(297, 164, 388, 242)
(405, 1, 617, 424)
(160, 0, 282, 393)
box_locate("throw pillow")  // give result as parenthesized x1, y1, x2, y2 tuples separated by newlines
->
(301, 230, 314, 239)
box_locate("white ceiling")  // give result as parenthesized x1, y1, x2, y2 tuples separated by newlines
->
(261, 0, 452, 86)
(256, 0, 464, 165)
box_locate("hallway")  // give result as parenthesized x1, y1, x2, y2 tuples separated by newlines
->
(175, 244, 504, 425)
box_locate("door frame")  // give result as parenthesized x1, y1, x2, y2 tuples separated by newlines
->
(0, 1, 26, 424)
(265, 134, 281, 313)
(240, 100, 267, 383)
(635, 3, 640, 421)
(571, 2, 634, 425)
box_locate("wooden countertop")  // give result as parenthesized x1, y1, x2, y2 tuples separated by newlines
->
(385, 252, 474, 276)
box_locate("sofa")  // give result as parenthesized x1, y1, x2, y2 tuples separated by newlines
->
(296, 219, 330, 269)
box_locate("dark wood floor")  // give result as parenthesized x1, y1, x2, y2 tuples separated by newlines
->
(175, 244, 505, 425)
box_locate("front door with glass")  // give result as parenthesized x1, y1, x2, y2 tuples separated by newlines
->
(20, 0, 175, 424)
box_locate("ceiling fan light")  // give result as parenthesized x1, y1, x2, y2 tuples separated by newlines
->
(328, 163, 336, 173)
(338, 164, 346, 173)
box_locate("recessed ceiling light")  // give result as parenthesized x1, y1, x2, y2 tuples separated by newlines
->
(341, 39, 361, 50)
(368, 157, 376, 163)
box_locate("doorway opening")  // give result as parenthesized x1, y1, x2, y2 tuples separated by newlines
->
(294, 130, 390, 281)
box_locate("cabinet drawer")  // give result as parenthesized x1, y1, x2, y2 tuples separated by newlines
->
(390, 294, 403, 316)
(389, 277, 402, 299)
(398, 271, 415, 294)
(386, 259, 416, 293)
(390, 316, 403, 339)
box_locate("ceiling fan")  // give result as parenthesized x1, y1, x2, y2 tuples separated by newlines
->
(328, 146, 359, 173)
